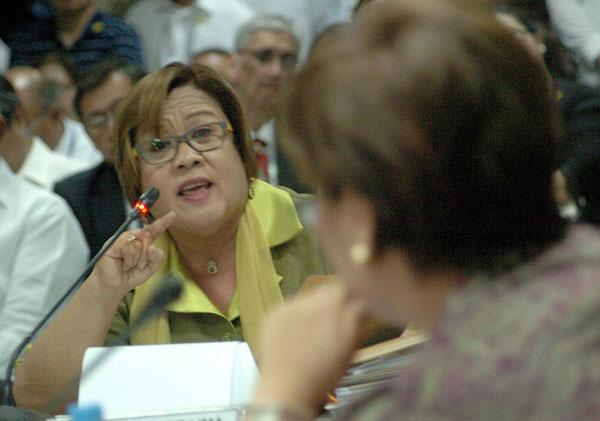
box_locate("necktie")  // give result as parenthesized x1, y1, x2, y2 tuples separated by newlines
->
(253, 138, 270, 183)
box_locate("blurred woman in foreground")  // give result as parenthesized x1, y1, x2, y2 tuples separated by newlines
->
(246, 0, 600, 419)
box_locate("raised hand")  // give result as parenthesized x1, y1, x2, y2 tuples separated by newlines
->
(91, 211, 176, 295)
(254, 281, 367, 416)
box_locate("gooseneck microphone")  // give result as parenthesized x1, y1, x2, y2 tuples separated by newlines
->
(1, 188, 160, 406)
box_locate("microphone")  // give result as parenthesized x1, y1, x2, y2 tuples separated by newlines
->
(132, 187, 159, 218)
(43, 275, 183, 415)
(1, 188, 160, 406)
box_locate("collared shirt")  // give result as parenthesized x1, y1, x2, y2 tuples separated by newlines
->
(8, 11, 144, 72)
(0, 159, 89, 378)
(55, 117, 103, 166)
(126, 0, 255, 71)
(252, 119, 278, 186)
(18, 136, 92, 190)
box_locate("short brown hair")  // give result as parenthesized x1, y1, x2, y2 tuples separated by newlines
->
(114, 62, 257, 208)
(279, 0, 565, 274)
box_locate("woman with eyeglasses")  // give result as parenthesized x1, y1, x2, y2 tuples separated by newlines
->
(13, 63, 331, 413)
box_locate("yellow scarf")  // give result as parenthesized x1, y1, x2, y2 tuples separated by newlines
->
(129, 180, 303, 355)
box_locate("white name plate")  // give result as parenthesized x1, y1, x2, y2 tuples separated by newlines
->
(55, 406, 243, 421)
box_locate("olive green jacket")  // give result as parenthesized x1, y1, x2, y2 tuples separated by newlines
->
(105, 189, 331, 345)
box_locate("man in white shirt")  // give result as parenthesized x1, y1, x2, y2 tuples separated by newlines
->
(5, 66, 102, 166)
(546, 0, 600, 86)
(0, 76, 89, 189)
(0, 101, 89, 385)
(126, 0, 255, 71)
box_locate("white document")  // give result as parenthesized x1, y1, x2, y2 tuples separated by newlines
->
(78, 342, 258, 419)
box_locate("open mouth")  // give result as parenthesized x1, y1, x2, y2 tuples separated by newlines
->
(178, 181, 213, 196)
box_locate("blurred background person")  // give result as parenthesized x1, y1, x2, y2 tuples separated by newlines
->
(247, 0, 600, 419)
(0, 40, 8, 74)
(8, 0, 144, 73)
(495, 4, 600, 226)
(546, 0, 600, 87)
(234, 14, 304, 191)
(0, 84, 88, 392)
(190, 48, 239, 86)
(4, 66, 101, 167)
(237, 0, 353, 61)
(126, 0, 254, 71)
(0, 73, 89, 189)
(35, 51, 80, 121)
(54, 58, 146, 258)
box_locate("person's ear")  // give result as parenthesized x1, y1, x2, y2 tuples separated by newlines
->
(321, 191, 377, 267)
(342, 192, 377, 265)
(229, 53, 243, 85)
(224, 54, 241, 86)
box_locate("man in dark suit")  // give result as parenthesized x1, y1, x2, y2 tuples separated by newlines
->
(54, 58, 145, 257)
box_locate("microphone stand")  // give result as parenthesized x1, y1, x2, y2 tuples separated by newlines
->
(1, 188, 159, 406)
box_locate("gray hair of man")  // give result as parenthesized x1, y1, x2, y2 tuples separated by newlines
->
(235, 14, 302, 53)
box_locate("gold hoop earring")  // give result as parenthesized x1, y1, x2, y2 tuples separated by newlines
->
(248, 177, 255, 199)
(350, 243, 370, 264)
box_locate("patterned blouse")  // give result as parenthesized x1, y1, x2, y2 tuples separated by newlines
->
(342, 224, 600, 420)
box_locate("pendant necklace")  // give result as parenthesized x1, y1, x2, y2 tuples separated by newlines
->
(207, 260, 218, 275)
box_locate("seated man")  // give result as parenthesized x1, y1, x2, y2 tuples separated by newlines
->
(0, 91, 89, 384)
(0, 75, 89, 189)
(54, 59, 145, 257)
(5, 66, 102, 166)
(8, 0, 144, 72)
(234, 14, 305, 191)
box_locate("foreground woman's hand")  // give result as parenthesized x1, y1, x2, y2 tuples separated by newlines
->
(253, 281, 367, 417)
(90, 211, 176, 295)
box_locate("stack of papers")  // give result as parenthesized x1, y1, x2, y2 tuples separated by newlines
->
(327, 329, 428, 416)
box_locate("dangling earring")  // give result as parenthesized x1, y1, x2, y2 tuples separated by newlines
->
(350, 243, 370, 264)
(248, 177, 255, 199)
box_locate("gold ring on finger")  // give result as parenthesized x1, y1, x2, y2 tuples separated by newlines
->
(127, 233, 136, 243)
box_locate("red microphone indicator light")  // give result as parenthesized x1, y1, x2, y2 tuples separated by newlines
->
(134, 202, 149, 215)
(133, 188, 159, 217)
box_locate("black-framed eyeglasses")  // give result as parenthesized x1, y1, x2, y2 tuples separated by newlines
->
(133, 121, 233, 165)
(246, 49, 298, 70)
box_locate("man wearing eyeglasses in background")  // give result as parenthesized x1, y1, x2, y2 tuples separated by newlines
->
(234, 14, 306, 192)
(2, 67, 90, 189)
(54, 58, 146, 257)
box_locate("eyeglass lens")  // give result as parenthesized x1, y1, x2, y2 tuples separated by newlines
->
(137, 122, 229, 164)
(249, 49, 298, 69)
